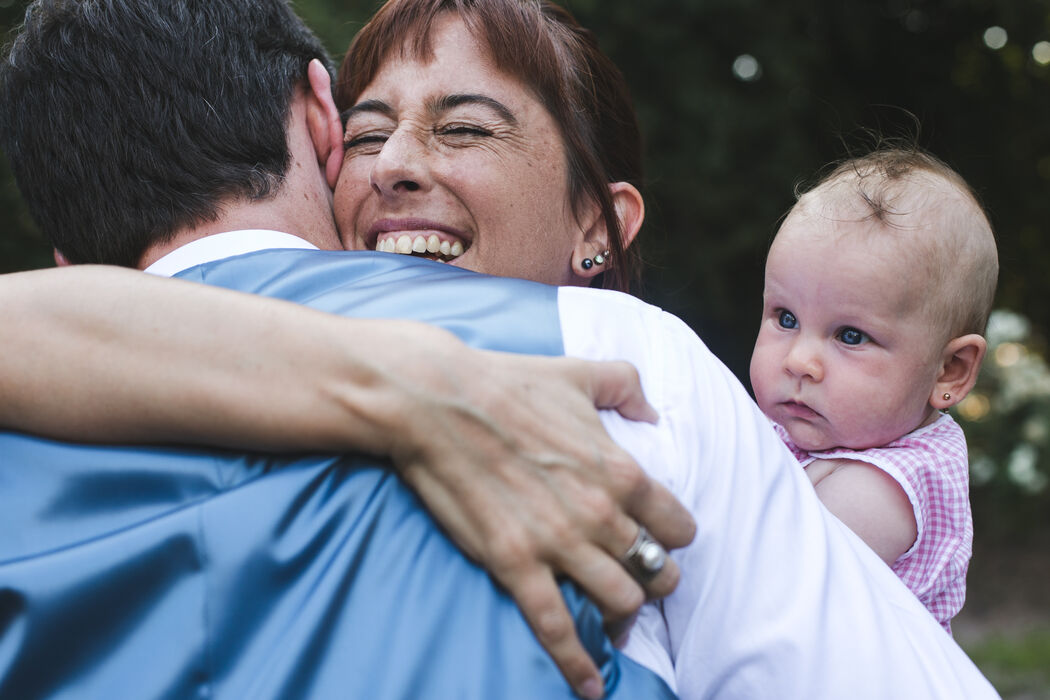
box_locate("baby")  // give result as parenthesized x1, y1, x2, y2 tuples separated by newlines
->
(749, 148, 999, 632)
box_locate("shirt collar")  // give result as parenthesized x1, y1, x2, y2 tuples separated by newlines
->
(143, 230, 319, 277)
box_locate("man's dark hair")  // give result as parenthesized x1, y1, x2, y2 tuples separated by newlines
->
(0, 0, 331, 266)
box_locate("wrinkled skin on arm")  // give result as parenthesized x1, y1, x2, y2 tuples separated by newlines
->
(1, 265, 695, 699)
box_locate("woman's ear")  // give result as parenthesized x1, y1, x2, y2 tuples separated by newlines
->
(53, 249, 71, 267)
(305, 59, 344, 189)
(609, 181, 645, 250)
(572, 182, 644, 279)
(931, 334, 987, 410)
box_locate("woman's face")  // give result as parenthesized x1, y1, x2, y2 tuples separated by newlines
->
(334, 14, 589, 285)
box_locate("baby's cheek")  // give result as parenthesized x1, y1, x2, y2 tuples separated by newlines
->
(748, 348, 772, 399)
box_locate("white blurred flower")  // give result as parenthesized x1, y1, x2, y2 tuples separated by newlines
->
(969, 453, 997, 486)
(997, 352, 1050, 410)
(1006, 444, 1048, 493)
(966, 308, 1050, 492)
(985, 309, 1030, 346)
(1023, 416, 1049, 445)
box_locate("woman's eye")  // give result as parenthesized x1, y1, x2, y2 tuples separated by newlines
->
(777, 310, 798, 329)
(437, 123, 491, 138)
(837, 327, 869, 346)
(344, 132, 388, 149)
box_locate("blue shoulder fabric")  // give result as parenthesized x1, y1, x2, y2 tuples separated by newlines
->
(0, 250, 676, 699)
(176, 249, 566, 354)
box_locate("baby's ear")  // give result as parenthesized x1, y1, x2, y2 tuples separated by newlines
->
(931, 334, 987, 409)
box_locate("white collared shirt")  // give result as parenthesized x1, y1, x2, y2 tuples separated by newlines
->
(143, 230, 317, 277)
(140, 231, 996, 699)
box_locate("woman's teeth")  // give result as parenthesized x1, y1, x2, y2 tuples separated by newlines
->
(376, 234, 465, 259)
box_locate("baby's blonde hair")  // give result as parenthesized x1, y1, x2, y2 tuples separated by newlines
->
(796, 148, 999, 340)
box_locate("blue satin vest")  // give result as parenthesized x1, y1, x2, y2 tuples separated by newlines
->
(0, 251, 676, 699)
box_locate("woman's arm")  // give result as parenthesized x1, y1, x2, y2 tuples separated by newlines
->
(2, 265, 695, 695)
(3, 266, 653, 450)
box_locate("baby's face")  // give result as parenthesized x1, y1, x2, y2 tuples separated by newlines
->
(749, 205, 945, 452)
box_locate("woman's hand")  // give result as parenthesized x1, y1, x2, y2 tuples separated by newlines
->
(2, 265, 694, 698)
(384, 348, 696, 699)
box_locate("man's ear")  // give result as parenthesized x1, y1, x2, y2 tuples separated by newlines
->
(572, 182, 644, 279)
(305, 59, 344, 189)
(53, 249, 71, 267)
(931, 334, 987, 410)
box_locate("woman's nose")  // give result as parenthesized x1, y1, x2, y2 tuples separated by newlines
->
(369, 129, 431, 198)
(784, 337, 823, 382)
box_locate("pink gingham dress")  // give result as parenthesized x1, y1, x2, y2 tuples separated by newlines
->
(775, 413, 972, 633)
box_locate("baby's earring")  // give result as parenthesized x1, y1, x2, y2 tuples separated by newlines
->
(942, 392, 951, 401)
(581, 250, 610, 271)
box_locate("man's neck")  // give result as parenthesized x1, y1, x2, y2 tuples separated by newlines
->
(136, 196, 341, 270)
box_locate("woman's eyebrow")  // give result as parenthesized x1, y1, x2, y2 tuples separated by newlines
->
(433, 94, 518, 125)
(341, 99, 394, 123)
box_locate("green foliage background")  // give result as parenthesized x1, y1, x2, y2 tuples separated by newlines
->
(2, 0, 1049, 555)
(2, 0, 1049, 689)
(4, 1, 1050, 373)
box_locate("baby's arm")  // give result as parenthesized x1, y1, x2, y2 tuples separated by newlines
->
(807, 458, 917, 565)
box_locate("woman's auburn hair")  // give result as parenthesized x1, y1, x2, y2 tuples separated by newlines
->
(334, 0, 644, 292)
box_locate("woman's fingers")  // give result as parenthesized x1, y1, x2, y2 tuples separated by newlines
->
(390, 348, 696, 692)
(581, 359, 659, 424)
(538, 446, 685, 603)
(545, 356, 696, 552)
(384, 465, 609, 698)
(503, 570, 607, 700)
(622, 473, 697, 552)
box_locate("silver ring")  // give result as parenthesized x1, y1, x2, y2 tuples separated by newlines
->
(620, 526, 667, 583)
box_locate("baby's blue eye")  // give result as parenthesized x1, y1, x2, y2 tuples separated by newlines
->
(777, 310, 798, 329)
(838, 327, 869, 345)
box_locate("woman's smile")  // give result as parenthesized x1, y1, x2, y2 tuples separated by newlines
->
(366, 217, 469, 261)
(333, 14, 586, 285)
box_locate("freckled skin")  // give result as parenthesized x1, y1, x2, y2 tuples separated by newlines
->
(334, 15, 588, 286)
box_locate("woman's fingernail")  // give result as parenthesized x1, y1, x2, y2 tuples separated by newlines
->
(579, 677, 603, 699)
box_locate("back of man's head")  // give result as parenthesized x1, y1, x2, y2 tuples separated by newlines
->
(0, 0, 331, 267)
